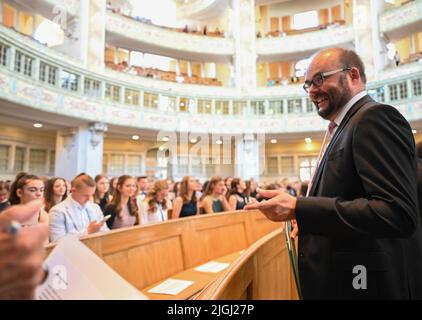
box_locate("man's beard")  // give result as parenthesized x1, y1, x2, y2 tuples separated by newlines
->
(316, 77, 353, 120)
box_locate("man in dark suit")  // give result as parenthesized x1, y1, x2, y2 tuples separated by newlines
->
(246, 48, 421, 299)
(417, 143, 422, 211)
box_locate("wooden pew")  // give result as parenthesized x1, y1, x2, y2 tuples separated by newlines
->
(46, 210, 297, 299)
(194, 228, 299, 300)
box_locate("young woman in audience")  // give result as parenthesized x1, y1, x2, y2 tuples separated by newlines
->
(103, 175, 139, 229)
(227, 178, 248, 211)
(0, 180, 10, 213)
(9, 172, 48, 225)
(224, 176, 233, 191)
(109, 177, 118, 198)
(166, 178, 176, 203)
(173, 181, 181, 198)
(244, 180, 258, 204)
(93, 174, 110, 212)
(139, 180, 171, 224)
(199, 176, 230, 214)
(44, 177, 67, 212)
(172, 176, 199, 219)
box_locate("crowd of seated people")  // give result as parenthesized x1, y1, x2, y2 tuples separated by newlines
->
(402, 52, 422, 65)
(106, 4, 226, 38)
(105, 61, 223, 86)
(259, 19, 346, 38)
(0, 172, 307, 244)
(266, 75, 303, 87)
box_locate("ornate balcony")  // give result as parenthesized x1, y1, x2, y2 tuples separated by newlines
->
(0, 25, 421, 135)
(380, 0, 422, 42)
(105, 12, 235, 63)
(27, 0, 80, 18)
(256, 24, 354, 61)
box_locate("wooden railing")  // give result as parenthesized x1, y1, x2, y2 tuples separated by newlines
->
(45, 210, 298, 299)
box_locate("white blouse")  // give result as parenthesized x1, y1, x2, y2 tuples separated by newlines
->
(139, 200, 172, 225)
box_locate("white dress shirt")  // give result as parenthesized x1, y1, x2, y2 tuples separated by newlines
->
(49, 195, 109, 242)
(331, 90, 367, 135)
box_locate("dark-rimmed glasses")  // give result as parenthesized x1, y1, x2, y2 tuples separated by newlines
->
(303, 68, 351, 93)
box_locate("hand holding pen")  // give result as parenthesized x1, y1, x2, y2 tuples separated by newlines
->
(0, 199, 48, 300)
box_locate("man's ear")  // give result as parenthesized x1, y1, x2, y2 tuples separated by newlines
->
(350, 67, 360, 81)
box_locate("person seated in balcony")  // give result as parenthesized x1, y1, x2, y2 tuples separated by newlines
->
(43, 177, 67, 213)
(394, 51, 401, 67)
(9, 172, 48, 226)
(256, 31, 262, 38)
(103, 175, 139, 229)
(172, 176, 199, 219)
(93, 174, 110, 212)
(118, 61, 129, 72)
(139, 180, 171, 224)
(199, 176, 230, 214)
(49, 173, 109, 242)
(0, 180, 10, 213)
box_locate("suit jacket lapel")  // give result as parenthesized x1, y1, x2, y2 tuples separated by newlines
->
(309, 95, 375, 196)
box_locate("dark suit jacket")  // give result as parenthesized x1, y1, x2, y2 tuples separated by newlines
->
(296, 95, 421, 299)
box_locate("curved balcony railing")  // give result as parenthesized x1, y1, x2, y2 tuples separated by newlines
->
(380, 0, 422, 41)
(105, 12, 234, 62)
(256, 24, 354, 60)
(31, 0, 80, 18)
(0, 25, 421, 135)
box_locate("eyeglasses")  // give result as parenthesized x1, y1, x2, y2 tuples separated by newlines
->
(303, 68, 351, 93)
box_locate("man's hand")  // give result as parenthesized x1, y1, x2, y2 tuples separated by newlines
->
(244, 188, 297, 222)
(87, 220, 104, 234)
(0, 200, 48, 300)
(290, 219, 299, 238)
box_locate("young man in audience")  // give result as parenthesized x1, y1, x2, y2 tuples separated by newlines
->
(136, 176, 149, 210)
(49, 173, 109, 242)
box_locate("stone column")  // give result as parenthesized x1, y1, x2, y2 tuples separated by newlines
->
(85, 0, 106, 70)
(232, 0, 257, 93)
(234, 133, 265, 181)
(55, 123, 107, 180)
(353, 0, 388, 81)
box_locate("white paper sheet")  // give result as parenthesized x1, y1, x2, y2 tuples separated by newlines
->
(147, 278, 194, 295)
(194, 261, 230, 273)
(36, 236, 148, 300)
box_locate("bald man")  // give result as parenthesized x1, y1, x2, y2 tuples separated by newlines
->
(246, 48, 421, 299)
